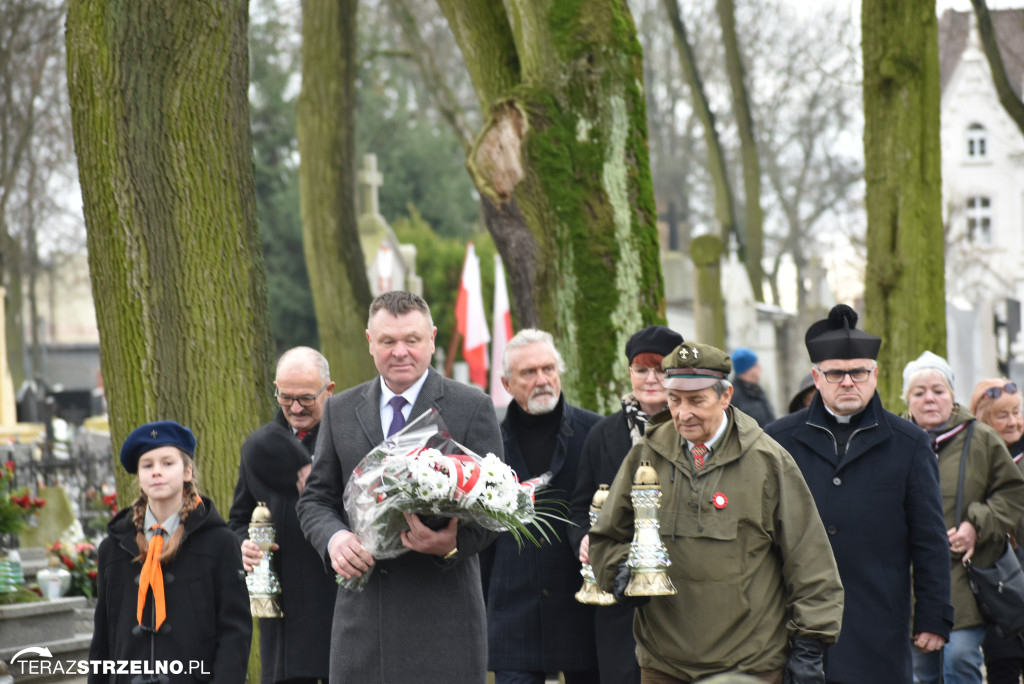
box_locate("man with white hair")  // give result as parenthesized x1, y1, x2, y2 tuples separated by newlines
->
(482, 329, 602, 684)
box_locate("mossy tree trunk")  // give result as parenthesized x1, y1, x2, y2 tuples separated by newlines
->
(387, 0, 540, 330)
(297, 0, 376, 388)
(861, 0, 945, 408)
(65, 0, 275, 509)
(435, 0, 665, 413)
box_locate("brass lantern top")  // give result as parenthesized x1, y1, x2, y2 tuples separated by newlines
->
(590, 484, 610, 511)
(251, 501, 273, 524)
(632, 460, 660, 488)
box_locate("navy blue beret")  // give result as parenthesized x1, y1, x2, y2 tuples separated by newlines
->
(120, 420, 197, 474)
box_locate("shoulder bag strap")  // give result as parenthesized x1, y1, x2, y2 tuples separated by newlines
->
(955, 420, 976, 528)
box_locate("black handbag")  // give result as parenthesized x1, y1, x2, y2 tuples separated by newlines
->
(955, 420, 1024, 637)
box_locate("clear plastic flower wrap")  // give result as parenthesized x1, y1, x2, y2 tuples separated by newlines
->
(339, 408, 563, 591)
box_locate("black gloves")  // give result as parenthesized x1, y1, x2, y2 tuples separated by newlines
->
(782, 637, 826, 684)
(611, 562, 650, 608)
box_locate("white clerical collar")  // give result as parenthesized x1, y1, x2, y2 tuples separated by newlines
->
(823, 403, 864, 424)
(379, 369, 430, 413)
(144, 507, 181, 539)
(686, 409, 729, 451)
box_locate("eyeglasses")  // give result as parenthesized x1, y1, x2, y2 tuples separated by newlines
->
(816, 367, 874, 384)
(275, 383, 329, 408)
(984, 382, 1019, 400)
(630, 366, 666, 378)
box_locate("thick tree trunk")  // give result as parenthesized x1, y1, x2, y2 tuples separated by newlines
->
(480, 195, 539, 329)
(717, 0, 764, 302)
(65, 0, 274, 507)
(388, 0, 538, 330)
(438, 0, 665, 412)
(862, 0, 945, 408)
(297, 0, 376, 388)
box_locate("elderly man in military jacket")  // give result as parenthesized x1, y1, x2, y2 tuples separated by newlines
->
(590, 341, 844, 684)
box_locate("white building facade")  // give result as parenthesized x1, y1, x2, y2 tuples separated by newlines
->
(940, 9, 1024, 390)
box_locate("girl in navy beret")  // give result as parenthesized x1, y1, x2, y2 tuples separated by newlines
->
(88, 420, 252, 684)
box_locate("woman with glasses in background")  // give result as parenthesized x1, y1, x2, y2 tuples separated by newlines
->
(970, 378, 1024, 683)
(902, 353, 1024, 684)
(568, 324, 683, 684)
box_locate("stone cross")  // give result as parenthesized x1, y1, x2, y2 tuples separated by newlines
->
(358, 154, 383, 217)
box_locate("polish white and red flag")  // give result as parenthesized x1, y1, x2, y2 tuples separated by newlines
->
(455, 242, 491, 388)
(490, 254, 513, 407)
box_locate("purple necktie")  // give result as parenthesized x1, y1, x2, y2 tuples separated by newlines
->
(387, 396, 408, 437)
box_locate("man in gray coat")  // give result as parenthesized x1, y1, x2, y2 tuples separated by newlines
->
(297, 291, 503, 684)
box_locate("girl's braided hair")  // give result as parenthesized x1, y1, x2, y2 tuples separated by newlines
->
(131, 451, 201, 564)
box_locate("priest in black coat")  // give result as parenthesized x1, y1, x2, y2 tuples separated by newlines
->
(765, 306, 952, 683)
(228, 347, 337, 684)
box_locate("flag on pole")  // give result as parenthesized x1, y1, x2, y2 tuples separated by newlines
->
(455, 242, 491, 387)
(490, 254, 513, 407)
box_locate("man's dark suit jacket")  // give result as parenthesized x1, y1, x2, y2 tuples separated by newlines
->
(297, 368, 502, 684)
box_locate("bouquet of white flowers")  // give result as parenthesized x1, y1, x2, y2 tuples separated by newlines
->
(340, 408, 563, 591)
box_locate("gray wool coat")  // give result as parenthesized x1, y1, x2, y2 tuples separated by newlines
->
(297, 368, 503, 684)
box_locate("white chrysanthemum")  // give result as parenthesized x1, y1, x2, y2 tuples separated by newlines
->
(406, 452, 458, 501)
(456, 460, 485, 509)
(470, 454, 526, 515)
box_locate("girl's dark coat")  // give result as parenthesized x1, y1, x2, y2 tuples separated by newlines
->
(88, 496, 252, 684)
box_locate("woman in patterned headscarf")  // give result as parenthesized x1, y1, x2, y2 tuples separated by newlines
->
(568, 324, 683, 684)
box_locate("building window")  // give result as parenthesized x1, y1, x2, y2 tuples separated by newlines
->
(967, 123, 987, 158)
(966, 196, 992, 243)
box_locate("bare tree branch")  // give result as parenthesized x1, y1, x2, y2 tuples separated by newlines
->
(970, 0, 1024, 135)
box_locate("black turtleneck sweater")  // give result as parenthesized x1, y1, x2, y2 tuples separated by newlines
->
(507, 397, 564, 477)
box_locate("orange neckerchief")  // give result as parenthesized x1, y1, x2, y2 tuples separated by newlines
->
(137, 525, 167, 631)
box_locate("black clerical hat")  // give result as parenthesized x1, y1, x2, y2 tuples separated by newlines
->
(805, 304, 881, 363)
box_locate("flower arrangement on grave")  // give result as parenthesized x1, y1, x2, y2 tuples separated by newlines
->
(339, 409, 566, 591)
(83, 485, 119, 537)
(0, 460, 45, 538)
(47, 540, 98, 598)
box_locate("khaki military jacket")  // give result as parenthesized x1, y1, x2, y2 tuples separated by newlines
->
(589, 407, 843, 681)
(904, 403, 1024, 630)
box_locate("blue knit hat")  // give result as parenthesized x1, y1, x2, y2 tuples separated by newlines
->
(731, 348, 758, 376)
(120, 420, 197, 474)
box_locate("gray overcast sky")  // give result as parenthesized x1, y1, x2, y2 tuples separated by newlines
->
(790, 1, 1022, 16)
